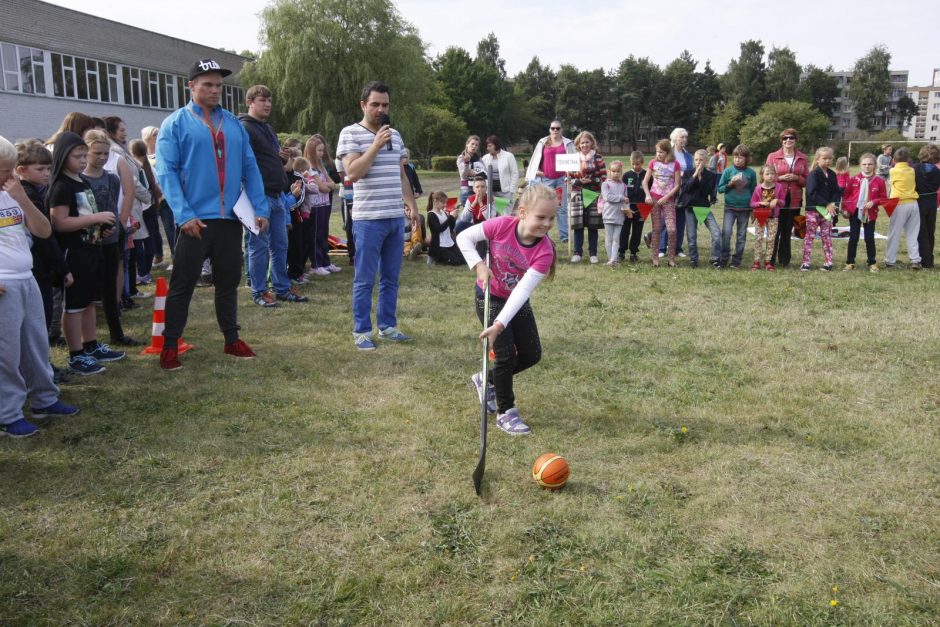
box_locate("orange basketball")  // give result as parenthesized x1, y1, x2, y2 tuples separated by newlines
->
(532, 453, 569, 490)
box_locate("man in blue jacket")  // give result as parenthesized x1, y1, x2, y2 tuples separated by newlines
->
(155, 59, 270, 371)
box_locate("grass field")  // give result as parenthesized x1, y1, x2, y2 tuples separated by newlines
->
(2, 181, 939, 624)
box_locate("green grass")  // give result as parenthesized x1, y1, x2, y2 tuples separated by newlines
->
(2, 208, 939, 624)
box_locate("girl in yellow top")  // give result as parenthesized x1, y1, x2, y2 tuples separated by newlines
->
(884, 147, 921, 269)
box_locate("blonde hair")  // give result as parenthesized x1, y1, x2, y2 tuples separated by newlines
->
(292, 157, 310, 172)
(573, 131, 597, 151)
(858, 152, 876, 166)
(694, 148, 708, 160)
(759, 164, 777, 179)
(810, 146, 833, 171)
(517, 184, 557, 279)
(141, 126, 159, 142)
(655, 139, 673, 162)
(608, 160, 624, 171)
(83, 129, 111, 148)
(834, 156, 849, 173)
(0, 135, 16, 163)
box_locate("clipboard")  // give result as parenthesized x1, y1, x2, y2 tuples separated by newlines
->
(233, 188, 260, 235)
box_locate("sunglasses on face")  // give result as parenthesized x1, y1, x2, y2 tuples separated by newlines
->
(782, 136, 796, 141)
(550, 127, 561, 131)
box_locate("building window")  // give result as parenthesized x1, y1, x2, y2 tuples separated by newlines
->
(0, 43, 45, 94)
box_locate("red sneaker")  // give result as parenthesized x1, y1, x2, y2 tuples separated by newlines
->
(224, 339, 256, 359)
(160, 348, 182, 371)
(764, 262, 775, 272)
(750, 261, 761, 271)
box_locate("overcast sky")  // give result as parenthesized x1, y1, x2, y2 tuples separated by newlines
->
(47, 0, 938, 87)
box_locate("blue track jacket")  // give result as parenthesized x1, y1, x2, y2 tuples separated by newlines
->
(156, 102, 269, 226)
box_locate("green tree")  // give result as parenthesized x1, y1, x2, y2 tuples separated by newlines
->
(798, 65, 840, 118)
(693, 61, 723, 142)
(704, 102, 743, 149)
(408, 104, 468, 167)
(555, 66, 611, 140)
(613, 56, 662, 150)
(721, 40, 767, 117)
(848, 45, 892, 133)
(241, 0, 431, 142)
(514, 57, 557, 144)
(660, 52, 698, 133)
(895, 95, 919, 131)
(475, 33, 506, 79)
(765, 46, 802, 102)
(738, 101, 830, 161)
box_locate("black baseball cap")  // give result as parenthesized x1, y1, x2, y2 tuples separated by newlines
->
(188, 58, 232, 81)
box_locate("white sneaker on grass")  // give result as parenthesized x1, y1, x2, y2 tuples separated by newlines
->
(470, 372, 497, 413)
(496, 408, 530, 435)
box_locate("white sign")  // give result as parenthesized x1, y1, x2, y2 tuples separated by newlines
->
(554, 153, 581, 172)
(233, 189, 260, 235)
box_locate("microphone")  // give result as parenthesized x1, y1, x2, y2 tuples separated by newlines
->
(377, 112, 392, 151)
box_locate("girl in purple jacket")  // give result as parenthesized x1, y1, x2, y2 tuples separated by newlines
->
(749, 165, 787, 271)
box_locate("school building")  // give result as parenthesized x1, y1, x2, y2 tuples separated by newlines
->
(903, 69, 940, 142)
(0, 0, 247, 142)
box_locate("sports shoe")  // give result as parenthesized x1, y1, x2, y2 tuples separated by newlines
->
(68, 354, 105, 376)
(326, 263, 342, 273)
(112, 335, 144, 347)
(821, 264, 833, 272)
(408, 244, 423, 260)
(52, 366, 70, 385)
(253, 291, 278, 308)
(426, 256, 436, 266)
(605, 259, 619, 267)
(570, 255, 582, 263)
(290, 275, 310, 285)
(31, 400, 80, 419)
(0, 418, 39, 438)
(224, 339, 257, 359)
(910, 262, 922, 271)
(843, 263, 855, 272)
(884, 261, 897, 268)
(764, 262, 775, 272)
(136, 274, 152, 285)
(869, 264, 880, 273)
(85, 342, 125, 362)
(276, 287, 309, 303)
(496, 408, 530, 436)
(800, 264, 810, 272)
(589, 256, 599, 264)
(658, 252, 665, 258)
(354, 333, 376, 351)
(129, 290, 151, 299)
(750, 261, 761, 271)
(378, 327, 411, 342)
(678, 252, 687, 258)
(308, 267, 330, 276)
(160, 348, 182, 371)
(629, 254, 638, 263)
(470, 372, 497, 414)
(643, 232, 652, 248)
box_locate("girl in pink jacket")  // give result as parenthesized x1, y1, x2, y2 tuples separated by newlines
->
(749, 165, 788, 271)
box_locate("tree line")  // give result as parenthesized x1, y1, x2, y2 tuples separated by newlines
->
(241, 0, 918, 164)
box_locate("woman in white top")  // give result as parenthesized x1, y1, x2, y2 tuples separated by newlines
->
(481, 135, 519, 203)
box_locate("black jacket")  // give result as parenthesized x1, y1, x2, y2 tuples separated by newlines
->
(23, 180, 68, 284)
(678, 169, 718, 208)
(238, 114, 288, 196)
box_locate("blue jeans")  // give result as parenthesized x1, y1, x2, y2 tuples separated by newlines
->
(720, 209, 751, 267)
(572, 228, 598, 256)
(541, 177, 568, 242)
(352, 217, 404, 334)
(247, 195, 290, 296)
(685, 208, 721, 265)
(659, 205, 685, 254)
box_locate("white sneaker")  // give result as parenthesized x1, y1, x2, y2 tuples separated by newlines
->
(678, 252, 687, 258)
(326, 264, 342, 273)
(658, 252, 665, 258)
(570, 255, 582, 263)
(589, 256, 599, 264)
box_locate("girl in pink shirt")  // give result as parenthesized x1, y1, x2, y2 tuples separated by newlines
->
(642, 139, 681, 267)
(456, 185, 556, 436)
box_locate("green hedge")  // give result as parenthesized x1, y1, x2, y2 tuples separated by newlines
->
(431, 156, 458, 172)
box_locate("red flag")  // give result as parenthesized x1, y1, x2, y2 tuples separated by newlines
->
(446, 197, 458, 212)
(555, 186, 564, 205)
(878, 197, 900, 217)
(752, 208, 770, 227)
(637, 203, 653, 220)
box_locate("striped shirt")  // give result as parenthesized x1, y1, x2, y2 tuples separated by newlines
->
(336, 123, 406, 220)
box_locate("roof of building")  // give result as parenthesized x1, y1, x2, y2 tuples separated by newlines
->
(0, 0, 247, 79)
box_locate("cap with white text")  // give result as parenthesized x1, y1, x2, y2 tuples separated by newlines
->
(188, 58, 232, 81)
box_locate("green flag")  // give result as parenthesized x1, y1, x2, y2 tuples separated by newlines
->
(493, 196, 511, 214)
(692, 206, 711, 225)
(582, 188, 599, 207)
(815, 206, 829, 221)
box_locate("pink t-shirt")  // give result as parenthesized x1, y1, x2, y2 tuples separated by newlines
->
(478, 216, 554, 299)
(649, 159, 680, 197)
(541, 143, 567, 179)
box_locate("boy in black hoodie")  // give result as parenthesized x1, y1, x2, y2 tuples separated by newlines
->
(47, 132, 125, 376)
(679, 149, 721, 268)
(16, 139, 71, 383)
(618, 151, 646, 263)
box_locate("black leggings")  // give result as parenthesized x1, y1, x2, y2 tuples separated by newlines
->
(475, 287, 542, 413)
(619, 214, 645, 258)
(100, 242, 125, 341)
(847, 214, 877, 266)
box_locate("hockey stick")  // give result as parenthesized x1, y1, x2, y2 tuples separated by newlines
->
(472, 164, 496, 496)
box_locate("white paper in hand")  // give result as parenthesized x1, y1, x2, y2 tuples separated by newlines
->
(233, 189, 259, 235)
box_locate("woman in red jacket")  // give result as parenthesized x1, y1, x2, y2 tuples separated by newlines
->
(765, 128, 808, 268)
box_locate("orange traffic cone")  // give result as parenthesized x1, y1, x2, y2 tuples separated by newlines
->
(141, 277, 193, 355)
